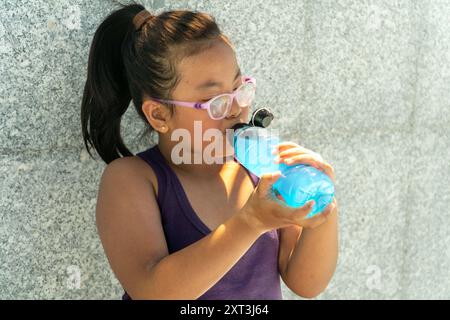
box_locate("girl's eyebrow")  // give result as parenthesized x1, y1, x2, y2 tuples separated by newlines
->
(195, 68, 241, 91)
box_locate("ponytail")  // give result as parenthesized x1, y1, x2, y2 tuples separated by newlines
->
(81, 3, 143, 164)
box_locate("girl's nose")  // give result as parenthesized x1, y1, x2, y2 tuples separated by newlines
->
(226, 98, 241, 119)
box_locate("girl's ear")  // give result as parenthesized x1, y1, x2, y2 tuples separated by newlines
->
(142, 100, 171, 132)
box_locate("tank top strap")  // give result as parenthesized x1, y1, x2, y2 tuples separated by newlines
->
(232, 154, 260, 187)
(135, 145, 170, 206)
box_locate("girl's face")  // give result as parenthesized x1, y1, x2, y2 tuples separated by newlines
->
(164, 40, 251, 159)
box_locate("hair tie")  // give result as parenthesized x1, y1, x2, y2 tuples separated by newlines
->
(133, 9, 154, 30)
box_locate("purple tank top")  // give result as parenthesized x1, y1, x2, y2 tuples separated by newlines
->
(122, 145, 282, 300)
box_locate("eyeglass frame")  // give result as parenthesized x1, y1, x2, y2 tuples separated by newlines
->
(149, 76, 256, 120)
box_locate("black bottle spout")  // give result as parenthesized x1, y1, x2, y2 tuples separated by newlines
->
(230, 107, 275, 131)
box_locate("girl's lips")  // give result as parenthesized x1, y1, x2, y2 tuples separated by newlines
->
(221, 122, 246, 135)
(223, 124, 239, 134)
(228, 122, 246, 131)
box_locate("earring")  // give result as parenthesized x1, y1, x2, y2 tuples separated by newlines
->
(160, 125, 167, 133)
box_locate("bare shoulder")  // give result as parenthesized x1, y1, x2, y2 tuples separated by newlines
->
(102, 155, 158, 196)
(97, 155, 160, 221)
(96, 155, 162, 229)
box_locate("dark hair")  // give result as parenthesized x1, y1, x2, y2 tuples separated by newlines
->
(81, 2, 230, 164)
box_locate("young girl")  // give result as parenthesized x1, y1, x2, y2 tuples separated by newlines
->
(81, 4, 339, 300)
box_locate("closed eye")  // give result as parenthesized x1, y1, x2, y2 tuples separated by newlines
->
(201, 86, 240, 102)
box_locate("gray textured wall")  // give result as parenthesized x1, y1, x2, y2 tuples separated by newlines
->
(1, 0, 449, 299)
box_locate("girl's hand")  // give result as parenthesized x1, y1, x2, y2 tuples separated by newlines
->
(271, 141, 338, 228)
(238, 171, 338, 235)
(272, 141, 336, 184)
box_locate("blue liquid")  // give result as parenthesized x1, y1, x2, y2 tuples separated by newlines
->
(234, 127, 335, 219)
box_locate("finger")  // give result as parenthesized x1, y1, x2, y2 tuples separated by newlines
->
(270, 187, 289, 207)
(319, 202, 335, 219)
(329, 198, 339, 215)
(273, 189, 285, 201)
(277, 146, 312, 158)
(318, 198, 338, 219)
(282, 154, 323, 170)
(332, 197, 338, 209)
(321, 162, 336, 184)
(284, 155, 336, 182)
(301, 210, 328, 228)
(295, 199, 333, 221)
(257, 171, 282, 199)
(271, 142, 305, 154)
(273, 147, 308, 163)
(329, 197, 337, 206)
(313, 161, 335, 184)
(274, 143, 323, 160)
(291, 200, 315, 220)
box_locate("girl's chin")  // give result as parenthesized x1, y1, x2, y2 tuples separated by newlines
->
(192, 138, 235, 163)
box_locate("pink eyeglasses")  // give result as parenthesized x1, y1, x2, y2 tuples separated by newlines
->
(150, 76, 256, 120)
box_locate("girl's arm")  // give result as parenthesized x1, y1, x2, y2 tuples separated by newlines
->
(271, 141, 339, 298)
(96, 157, 262, 300)
(280, 204, 339, 298)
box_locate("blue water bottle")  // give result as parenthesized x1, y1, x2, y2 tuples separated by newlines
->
(231, 108, 335, 219)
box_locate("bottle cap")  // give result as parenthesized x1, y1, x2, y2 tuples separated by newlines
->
(250, 107, 274, 128)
